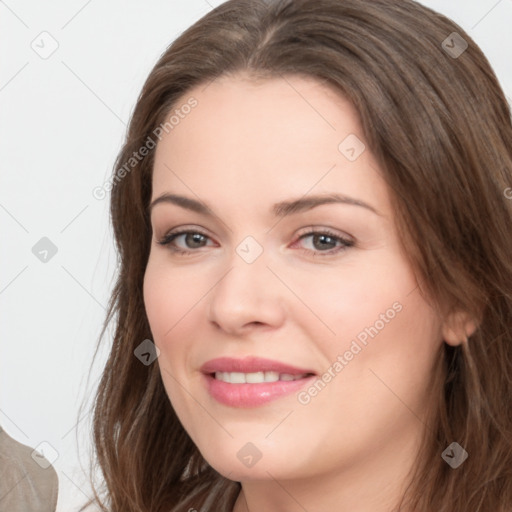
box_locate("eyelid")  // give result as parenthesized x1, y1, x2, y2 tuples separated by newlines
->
(159, 224, 211, 240)
(295, 225, 354, 243)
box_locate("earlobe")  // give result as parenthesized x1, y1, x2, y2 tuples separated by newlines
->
(442, 310, 479, 346)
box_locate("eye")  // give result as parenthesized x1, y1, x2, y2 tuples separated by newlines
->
(293, 228, 354, 257)
(157, 227, 354, 257)
(157, 228, 215, 256)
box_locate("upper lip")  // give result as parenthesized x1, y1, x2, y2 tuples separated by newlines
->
(200, 357, 316, 375)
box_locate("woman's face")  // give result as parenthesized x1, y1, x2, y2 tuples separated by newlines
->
(143, 74, 444, 484)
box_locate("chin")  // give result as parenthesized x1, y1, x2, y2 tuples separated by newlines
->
(197, 441, 310, 482)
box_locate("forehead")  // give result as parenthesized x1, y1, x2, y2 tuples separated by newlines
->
(151, 73, 389, 218)
(163, 73, 362, 148)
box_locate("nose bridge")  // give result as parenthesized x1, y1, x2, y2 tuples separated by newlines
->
(207, 236, 285, 330)
(215, 238, 271, 304)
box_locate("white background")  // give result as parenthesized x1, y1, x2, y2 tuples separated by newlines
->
(1, 1, 511, 510)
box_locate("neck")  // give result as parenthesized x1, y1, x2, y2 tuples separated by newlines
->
(232, 424, 424, 512)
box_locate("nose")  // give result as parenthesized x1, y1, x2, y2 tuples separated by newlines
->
(207, 249, 286, 336)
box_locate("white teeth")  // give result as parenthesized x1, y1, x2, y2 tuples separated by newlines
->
(230, 372, 246, 384)
(245, 371, 265, 383)
(263, 371, 279, 382)
(214, 371, 308, 384)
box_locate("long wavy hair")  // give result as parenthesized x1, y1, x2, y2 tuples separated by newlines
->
(83, 0, 512, 510)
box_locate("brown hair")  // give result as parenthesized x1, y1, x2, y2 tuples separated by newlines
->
(83, 0, 512, 510)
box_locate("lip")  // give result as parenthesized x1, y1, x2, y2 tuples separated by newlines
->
(200, 356, 315, 375)
(200, 357, 317, 408)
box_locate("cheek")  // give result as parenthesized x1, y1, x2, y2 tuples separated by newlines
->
(300, 256, 415, 350)
(143, 259, 203, 344)
(308, 254, 441, 408)
(142, 257, 216, 407)
(312, 285, 442, 424)
(143, 261, 192, 392)
(143, 261, 202, 422)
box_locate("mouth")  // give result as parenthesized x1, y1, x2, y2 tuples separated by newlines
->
(200, 357, 317, 407)
(212, 371, 312, 384)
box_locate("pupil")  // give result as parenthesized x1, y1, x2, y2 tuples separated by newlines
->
(314, 234, 335, 250)
(187, 233, 205, 248)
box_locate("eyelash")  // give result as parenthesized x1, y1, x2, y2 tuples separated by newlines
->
(156, 227, 354, 257)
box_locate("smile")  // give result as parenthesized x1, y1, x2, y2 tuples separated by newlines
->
(214, 371, 310, 383)
(200, 357, 317, 407)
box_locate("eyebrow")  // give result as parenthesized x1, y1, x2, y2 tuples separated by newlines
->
(149, 192, 381, 217)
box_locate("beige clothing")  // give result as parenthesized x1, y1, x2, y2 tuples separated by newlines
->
(0, 425, 58, 512)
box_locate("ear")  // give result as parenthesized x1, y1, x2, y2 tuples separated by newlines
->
(442, 310, 479, 346)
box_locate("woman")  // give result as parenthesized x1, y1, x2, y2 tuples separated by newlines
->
(85, 0, 512, 510)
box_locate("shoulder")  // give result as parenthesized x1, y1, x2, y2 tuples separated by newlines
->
(0, 427, 59, 512)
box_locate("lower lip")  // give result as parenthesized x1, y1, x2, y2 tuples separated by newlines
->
(203, 373, 316, 407)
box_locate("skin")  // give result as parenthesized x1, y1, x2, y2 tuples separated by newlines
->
(143, 73, 471, 511)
